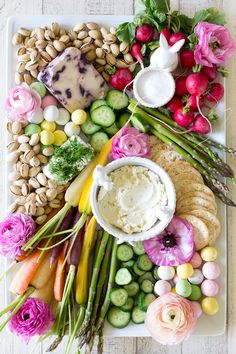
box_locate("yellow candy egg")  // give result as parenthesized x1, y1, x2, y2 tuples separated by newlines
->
(53, 130, 67, 146)
(177, 263, 194, 279)
(71, 109, 87, 125)
(41, 120, 56, 132)
(200, 246, 218, 262)
(201, 297, 219, 315)
(171, 287, 176, 294)
(40, 130, 55, 145)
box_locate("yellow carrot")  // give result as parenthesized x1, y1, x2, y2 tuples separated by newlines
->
(30, 251, 56, 289)
(79, 137, 114, 214)
(31, 272, 55, 304)
(75, 216, 97, 305)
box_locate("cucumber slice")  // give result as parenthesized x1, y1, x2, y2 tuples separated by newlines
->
(137, 255, 153, 272)
(90, 99, 107, 113)
(153, 266, 159, 280)
(91, 106, 115, 127)
(104, 123, 119, 136)
(120, 297, 134, 312)
(131, 114, 150, 133)
(121, 260, 135, 269)
(133, 262, 145, 276)
(132, 306, 146, 324)
(90, 132, 109, 152)
(106, 90, 129, 110)
(81, 117, 101, 135)
(132, 241, 145, 256)
(138, 272, 155, 284)
(117, 244, 134, 262)
(108, 307, 131, 328)
(115, 268, 132, 286)
(137, 291, 145, 309)
(140, 279, 154, 293)
(124, 281, 139, 297)
(110, 288, 128, 307)
(117, 112, 131, 128)
(141, 293, 156, 311)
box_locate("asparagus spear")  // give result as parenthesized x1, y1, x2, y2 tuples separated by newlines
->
(195, 133, 236, 155)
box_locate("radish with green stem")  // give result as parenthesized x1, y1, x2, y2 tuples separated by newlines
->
(201, 65, 217, 81)
(174, 107, 194, 127)
(187, 95, 204, 112)
(135, 24, 154, 43)
(110, 68, 133, 91)
(167, 96, 184, 112)
(175, 76, 188, 97)
(191, 114, 211, 134)
(130, 43, 143, 67)
(160, 28, 171, 41)
(186, 73, 209, 96)
(205, 83, 224, 103)
(180, 50, 196, 69)
(169, 32, 187, 45)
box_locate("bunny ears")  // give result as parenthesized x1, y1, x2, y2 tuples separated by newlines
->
(159, 33, 185, 53)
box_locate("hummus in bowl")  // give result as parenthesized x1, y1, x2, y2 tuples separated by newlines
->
(90, 157, 176, 243)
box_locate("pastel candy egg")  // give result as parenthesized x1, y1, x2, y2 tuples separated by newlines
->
(201, 279, 219, 296)
(71, 109, 87, 125)
(154, 280, 171, 296)
(53, 130, 67, 146)
(176, 279, 192, 298)
(177, 263, 194, 279)
(43, 105, 59, 122)
(30, 82, 46, 97)
(64, 122, 80, 137)
(200, 246, 218, 262)
(41, 120, 56, 132)
(190, 252, 202, 268)
(157, 266, 175, 281)
(201, 296, 219, 315)
(188, 284, 202, 301)
(28, 108, 44, 124)
(40, 130, 55, 145)
(56, 108, 71, 126)
(173, 274, 181, 284)
(188, 269, 204, 285)
(41, 95, 58, 109)
(191, 301, 202, 318)
(24, 123, 41, 135)
(202, 262, 220, 280)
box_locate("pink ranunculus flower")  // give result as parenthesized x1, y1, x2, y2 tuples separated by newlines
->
(145, 293, 197, 345)
(0, 213, 36, 259)
(9, 298, 54, 343)
(112, 127, 150, 160)
(5, 83, 41, 123)
(194, 21, 235, 67)
(144, 216, 194, 266)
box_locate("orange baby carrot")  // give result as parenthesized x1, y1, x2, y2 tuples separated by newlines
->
(54, 241, 69, 302)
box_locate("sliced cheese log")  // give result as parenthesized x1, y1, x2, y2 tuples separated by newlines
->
(179, 214, 209, 250)
(38, 47, 109, 112)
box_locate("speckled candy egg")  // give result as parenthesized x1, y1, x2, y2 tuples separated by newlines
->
(43, 105, 59, 122)
(202, 262, 220, 280)
(41, 95, 58, 109)
(188, 269, 204, 285)
(28, 108, 44, 124)
(30, 82, 46, 97)
(56, 108, 71, 126)
(40, 130, 55, 145)
(64, 122, 80, 137)
(201, 279, 219, 297)
(188, 284, 202, 301)
(157, 266, 175, 281)
(177, 263, 194, 279)
(201, 296, 219, 315)
(191, 301, 202, 318)
(190, 252, 202, 268)
(176, 279, 192, 298)
(71, 109, 87, 125)
(200, 246, 218, 262)
(154, 280, 171, 296)
(53, 130, 67, 146)
(41, 120, 56, 132)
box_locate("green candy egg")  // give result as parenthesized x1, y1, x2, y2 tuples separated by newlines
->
(176, 279, 192, 298)
(188, 285, 202, 301)
(25, 123, 41, 135)
(30, 81, 47, 97)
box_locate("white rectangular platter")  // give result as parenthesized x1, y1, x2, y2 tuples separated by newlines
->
(5, 15, 227, 338)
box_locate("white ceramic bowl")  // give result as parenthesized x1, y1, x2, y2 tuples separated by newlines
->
(90, 157, 176, 244)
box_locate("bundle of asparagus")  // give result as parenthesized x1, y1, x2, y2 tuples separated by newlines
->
(128, 99, 236, 207)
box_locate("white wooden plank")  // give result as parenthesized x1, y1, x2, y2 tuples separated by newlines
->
(86, 0, 133, 15)
(137, 337, 181, 354)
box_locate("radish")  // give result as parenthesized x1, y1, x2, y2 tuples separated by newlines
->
(191, 114, 211, 134)
(135, 24, 154, 43)
(160, 28, 171, 41)
(174, 107, 194, 127)
(180, 50, 196, 68)
(205, 82, 224, 103)
(130, 43, 143, 65)
(175, 76, 188, 96)
(167, 96, 184, 112)
(169, 32, 187, 46)
(201, 65, 217, 81)
(110, 68, 133, 90)
(186, 73, 209, 96)
(187, 95, 204, 112)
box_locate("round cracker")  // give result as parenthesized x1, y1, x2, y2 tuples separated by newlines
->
(179, 214, 209, 250)
(177, 191, 215, 204)
(175, 182, 215, 200)
(154, 150, 183, 169)
(177, 196, 217, 212)
(186, 209, 221, 244)
(177, 204, 217, 216)
(172, 172, 203, 185)
(167, 162, 203, 180)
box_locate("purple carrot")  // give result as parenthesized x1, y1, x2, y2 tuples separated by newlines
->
(67, 212, 84, 266)
(50, 207, 77, 267)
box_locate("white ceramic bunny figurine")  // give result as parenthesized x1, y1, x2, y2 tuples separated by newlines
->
(150, 33, 185, 72)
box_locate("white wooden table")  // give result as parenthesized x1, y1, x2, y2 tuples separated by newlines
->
(0, 0, 236, 353)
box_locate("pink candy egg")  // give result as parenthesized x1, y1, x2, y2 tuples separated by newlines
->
(201, 279, 219, 296)
(191, 301, 202, 318)
(190, 252, 202, 268)
(41, 95, 58, 109)
(202, 262, 220, 280)
(173, 274, 181, 284)
(154, 280, 171, 296)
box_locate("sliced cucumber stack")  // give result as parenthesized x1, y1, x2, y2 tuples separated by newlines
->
(108, 307, 131, 328)
(106, 89, 129, 110)
(117, 244, 134, 262)
(90, 131, 109, 152)
(91, 105, 115, 127)
(110, 288, 128, 307)
(81, 117, 101, 135)
(90, 99, 107, 112)
(131, 114, 150, 133)
(132, 306, 146, 324)
(115, 268, 132, 286)
(117, 112, 131, 128)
